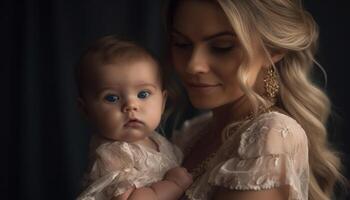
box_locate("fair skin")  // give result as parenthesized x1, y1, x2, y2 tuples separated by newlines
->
(171, 0, 285, 199)
(79, 57, 192, 200)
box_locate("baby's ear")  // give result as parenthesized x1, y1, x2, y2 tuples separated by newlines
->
(161, 90, 168, 113)
(77, 97, 88, 117)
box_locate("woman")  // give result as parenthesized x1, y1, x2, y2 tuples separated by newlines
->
(166, 0, 345, 199)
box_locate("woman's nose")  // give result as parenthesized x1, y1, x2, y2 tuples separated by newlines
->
(186, 47, 210, 74)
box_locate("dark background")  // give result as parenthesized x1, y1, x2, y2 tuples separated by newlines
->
(2, 0, 349, 199)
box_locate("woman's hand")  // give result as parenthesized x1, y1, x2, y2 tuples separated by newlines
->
(164, 167, 193, 190)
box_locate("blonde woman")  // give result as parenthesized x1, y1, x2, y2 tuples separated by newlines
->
(166, 0, 346, 199)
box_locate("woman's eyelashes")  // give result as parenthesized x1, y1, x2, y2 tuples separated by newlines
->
(209, 41, 235, 53)
(172, 39, 234, 53)
(172, 40, 192, 49)
(210, 45, 234, 53)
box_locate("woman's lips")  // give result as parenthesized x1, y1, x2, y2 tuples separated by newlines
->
(186, 81, 220, 87)
(186, 82, 221, 93)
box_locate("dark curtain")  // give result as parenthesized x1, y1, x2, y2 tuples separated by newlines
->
(2, 0, 349, 199)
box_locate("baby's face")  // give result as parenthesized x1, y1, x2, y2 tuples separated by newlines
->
(82, 58, 166, 142)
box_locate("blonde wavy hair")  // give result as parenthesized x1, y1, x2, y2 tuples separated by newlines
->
(166, 0, 346, 199)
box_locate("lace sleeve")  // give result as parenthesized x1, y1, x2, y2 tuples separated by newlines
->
(208, 112, 309, 200)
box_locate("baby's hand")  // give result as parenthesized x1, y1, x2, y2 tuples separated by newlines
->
(164, 167, 193, 190)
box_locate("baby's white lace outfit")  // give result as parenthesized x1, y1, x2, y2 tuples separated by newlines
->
(77, 132, 182, 200)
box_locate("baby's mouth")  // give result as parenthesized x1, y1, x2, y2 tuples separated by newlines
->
(124, 119, 144, 128)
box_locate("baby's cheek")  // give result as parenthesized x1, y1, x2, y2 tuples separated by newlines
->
(145, 104, 163, 130)
(98, 112, 124, 138)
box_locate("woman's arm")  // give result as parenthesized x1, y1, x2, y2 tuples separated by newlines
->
(213, 185, 289, 200)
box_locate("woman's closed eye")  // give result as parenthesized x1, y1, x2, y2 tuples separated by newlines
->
(211, 45, 234, 52)
(171, 34, 193, 49)
(209, 42, 235, 53)
(104, 94, 120, 103)
(137, 90, 151, 99)
(172, 41, 193, 49)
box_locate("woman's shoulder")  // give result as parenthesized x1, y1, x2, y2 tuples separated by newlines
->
(255, 111, 306, 137)
(254, 110, 305, 132)
(237, 111, 308, 157)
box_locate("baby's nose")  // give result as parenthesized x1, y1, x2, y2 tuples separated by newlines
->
(122, 101, 138, 112)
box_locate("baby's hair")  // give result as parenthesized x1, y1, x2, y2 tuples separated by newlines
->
(75, 35, 164, 98)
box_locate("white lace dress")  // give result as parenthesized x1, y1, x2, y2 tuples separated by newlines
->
(77, 132, 183, 200)
(174, 111, 309, 200)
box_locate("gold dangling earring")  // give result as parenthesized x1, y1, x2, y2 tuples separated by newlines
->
(263, 66, 279, 102)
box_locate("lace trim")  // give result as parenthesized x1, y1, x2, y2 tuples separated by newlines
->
(207, 154, 305, 200)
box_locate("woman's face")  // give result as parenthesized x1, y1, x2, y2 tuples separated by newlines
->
(170, 0, 267, 109)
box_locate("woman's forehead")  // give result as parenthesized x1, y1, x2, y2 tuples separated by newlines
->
(172, 0, 234, 40)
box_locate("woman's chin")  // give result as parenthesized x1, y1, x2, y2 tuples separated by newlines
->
(188, 97, 220, 110)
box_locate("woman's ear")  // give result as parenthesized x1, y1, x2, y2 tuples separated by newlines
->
(263, 50, 286, 69)
(161, 90, 168, 113)
(272, 51, 285, 64)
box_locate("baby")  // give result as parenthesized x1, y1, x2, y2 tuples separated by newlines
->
(75, 35, 192, 200)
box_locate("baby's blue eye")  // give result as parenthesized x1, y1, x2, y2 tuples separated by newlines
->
(137, 91, 150, 99)
(104, 95, 120, 103)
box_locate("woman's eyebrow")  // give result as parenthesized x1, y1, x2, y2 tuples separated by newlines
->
(171, 28, 235, 41)
(202, 31, 235, 41)
(171, 29, 191, 40)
